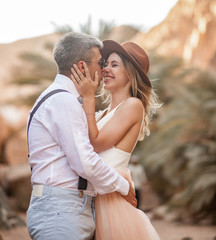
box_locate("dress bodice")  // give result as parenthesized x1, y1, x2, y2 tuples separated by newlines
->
(96, 103, 142, 170)
(98, 146, 131, 170)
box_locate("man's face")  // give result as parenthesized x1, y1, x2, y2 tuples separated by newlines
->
(86, 47, 103, 82)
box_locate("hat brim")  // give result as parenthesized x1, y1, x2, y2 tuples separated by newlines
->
(100, 40, 151, 87)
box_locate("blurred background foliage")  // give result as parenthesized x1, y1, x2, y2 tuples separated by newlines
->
(134, 53, 216, 223)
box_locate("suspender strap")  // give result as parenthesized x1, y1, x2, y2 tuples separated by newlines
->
(27, 89, 68, 133)
(27, 88, 88, 191)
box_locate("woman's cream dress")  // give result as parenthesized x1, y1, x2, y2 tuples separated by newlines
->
(95, 104, 160, 240)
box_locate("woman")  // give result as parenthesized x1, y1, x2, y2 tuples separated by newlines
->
(71, 40, 160, 240)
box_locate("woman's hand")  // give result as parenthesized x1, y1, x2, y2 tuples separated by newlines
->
(71, 62, 99, 98)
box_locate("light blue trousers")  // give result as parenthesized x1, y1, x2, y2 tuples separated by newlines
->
(26, 185, 95, 240)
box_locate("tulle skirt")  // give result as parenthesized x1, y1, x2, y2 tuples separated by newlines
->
(95, 169, 160, 240)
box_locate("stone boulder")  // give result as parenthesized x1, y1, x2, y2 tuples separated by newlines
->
(4, 128, 28, 166)
(0, 186, 25, 229)
(0, 164, 31, 211)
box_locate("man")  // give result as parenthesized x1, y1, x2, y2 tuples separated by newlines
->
(26, 32, 136, 240)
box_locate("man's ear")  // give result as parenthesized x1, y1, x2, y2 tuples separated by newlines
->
(77, 61, 85, 74)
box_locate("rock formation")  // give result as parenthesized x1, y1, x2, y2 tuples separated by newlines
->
(132, 0, 216, 72)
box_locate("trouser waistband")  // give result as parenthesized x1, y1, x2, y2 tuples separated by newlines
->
(32, 184, 93, 200)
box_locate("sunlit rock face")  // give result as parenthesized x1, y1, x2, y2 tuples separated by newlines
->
(132, 0, 216, 72)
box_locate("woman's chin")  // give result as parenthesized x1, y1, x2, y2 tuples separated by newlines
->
(104, 84, 109, 90)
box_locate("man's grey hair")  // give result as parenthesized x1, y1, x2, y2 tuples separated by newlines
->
(53, 32, 103, 74)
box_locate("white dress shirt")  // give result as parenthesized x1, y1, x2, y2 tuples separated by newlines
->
(27, 74, 129, 196)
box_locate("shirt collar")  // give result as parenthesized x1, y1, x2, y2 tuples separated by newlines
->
(54, 74, 80, 99)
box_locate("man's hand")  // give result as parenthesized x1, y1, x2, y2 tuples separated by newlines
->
(123, 181, 137, 207)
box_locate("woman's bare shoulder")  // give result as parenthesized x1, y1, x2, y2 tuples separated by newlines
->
(125, 97, 142, 106)
(123, 97, 143, 112)
(116, 97, 143, 120)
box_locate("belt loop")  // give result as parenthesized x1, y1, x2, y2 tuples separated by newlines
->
(79, 190, 84, 198)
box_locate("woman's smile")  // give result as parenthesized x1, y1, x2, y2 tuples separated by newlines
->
(103, 75, 113, 85)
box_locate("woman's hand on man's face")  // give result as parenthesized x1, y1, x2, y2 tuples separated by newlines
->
(71, 62, 99, 98)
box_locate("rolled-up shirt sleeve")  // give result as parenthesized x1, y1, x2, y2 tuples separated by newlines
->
(45, 93, 129, 196)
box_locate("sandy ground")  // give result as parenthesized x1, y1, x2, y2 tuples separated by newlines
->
(0, 215, 216, 240)
(1, 185, 215, 240)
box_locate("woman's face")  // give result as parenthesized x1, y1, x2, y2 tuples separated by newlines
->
(102, 52, 131, 93)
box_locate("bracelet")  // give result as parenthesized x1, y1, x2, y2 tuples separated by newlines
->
(86, 113, 95, 115)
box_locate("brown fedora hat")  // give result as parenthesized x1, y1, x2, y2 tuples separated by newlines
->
(100, 40, 151, 87)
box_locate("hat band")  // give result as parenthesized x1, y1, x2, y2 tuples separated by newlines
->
(128, 51, 142, 69)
